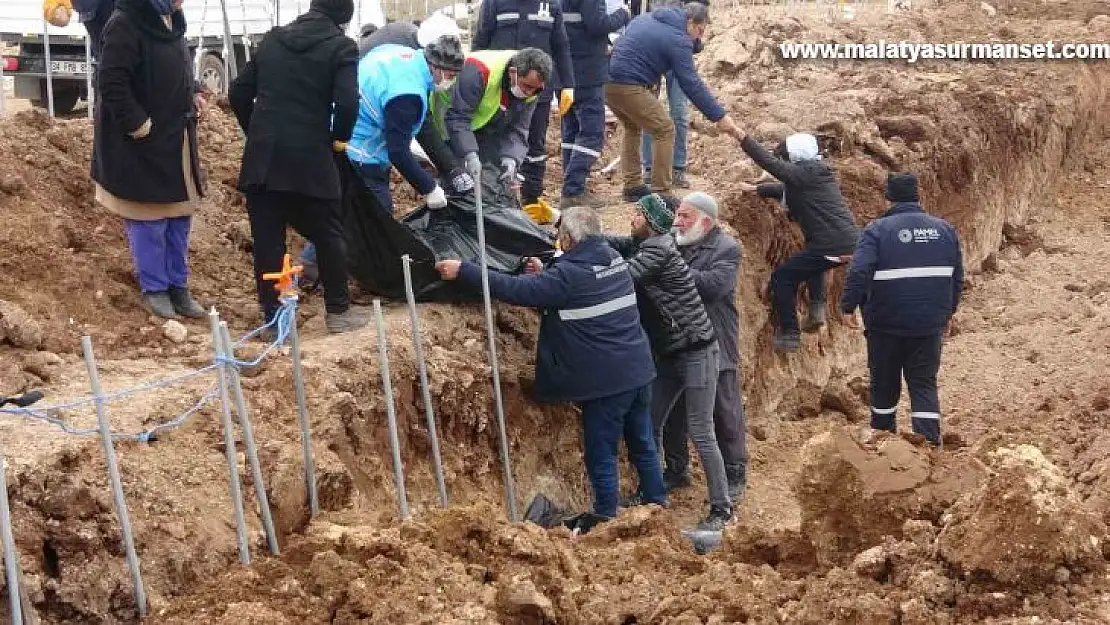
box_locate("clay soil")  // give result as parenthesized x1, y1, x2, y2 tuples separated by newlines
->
(0, 0, 1108, 623)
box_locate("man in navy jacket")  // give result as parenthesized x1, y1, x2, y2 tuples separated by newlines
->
(840, 173, 964, 444)
(606, 3, 742, 201)
(435, 207, 666, 520)
(557, 0, 630, 208)
(472, 0, 576, 207)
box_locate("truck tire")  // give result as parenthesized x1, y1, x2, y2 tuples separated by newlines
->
(198, 53, 227, 94)
(38, 81, 79, 115)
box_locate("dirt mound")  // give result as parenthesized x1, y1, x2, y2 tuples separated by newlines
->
(793, 429, 986, 566)
(938, 445, 1108, 588)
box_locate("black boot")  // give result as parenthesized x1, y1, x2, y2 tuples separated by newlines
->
(168, 286, 206, 319)
(143, 291, 179, 319)
(694, 504, 733, 532)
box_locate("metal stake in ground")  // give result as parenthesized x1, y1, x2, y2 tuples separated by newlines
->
(286, 298, 319, 517)
(474, 165, 519, 521)
(80, 336, 147, 617)
(219, 322, 279, 555)
(84, 34, 93, 120)
(0, 453, 22, 625)
(41, 17, 55, 117)
(401, 255, 448, 508)
(373, 299, 411, 521)
(209, 310, 250, 565)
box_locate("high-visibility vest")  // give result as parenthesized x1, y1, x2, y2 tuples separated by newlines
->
(429, 49, 524, 138)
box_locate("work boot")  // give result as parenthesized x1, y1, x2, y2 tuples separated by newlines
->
(673, 169, 690, 189)
(620, 490, 667, 509)
(300, 260, 321, 293)
(801, 301, 827, 333)
(622, 184, 651, 203)
(773, 330, 801, 352)
(168, 286, 206, 319)
(559, 191, 606, 209)
(694, 504, 733, 532)
(325, 306, 371, 334)
(143, 291, 179, 319)
(725, 462, 747, 501)
(663, 471, 693, 493)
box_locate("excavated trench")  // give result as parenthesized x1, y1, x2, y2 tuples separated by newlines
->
(0, 8, 1107, 622)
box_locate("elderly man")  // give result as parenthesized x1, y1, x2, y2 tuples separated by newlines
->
(841, 173, 964, 445)
(737, 131, 860, 351)
(435, 207, 665, 521)
(663, 192, 747, 499)
(606, 193, 732, 531)
(606, 2, 742, 201)
(431, 48, 554, 189)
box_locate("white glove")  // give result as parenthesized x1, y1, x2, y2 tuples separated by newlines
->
(426, 185, 448, 209)
(465, 152, 482, 178)
(499, 158, 517, 183)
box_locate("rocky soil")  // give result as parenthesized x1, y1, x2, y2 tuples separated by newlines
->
(0, 0, 1108, 622)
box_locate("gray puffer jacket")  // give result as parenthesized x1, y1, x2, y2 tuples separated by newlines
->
(606, 233, 716, 357)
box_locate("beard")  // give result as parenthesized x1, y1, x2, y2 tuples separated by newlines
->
(676, 218, 712, 247)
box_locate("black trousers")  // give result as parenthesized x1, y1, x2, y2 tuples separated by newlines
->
(246, 190, 350, 319)
(770, 250, 841, 335)
(521, 85, 554, 203)
(867, 330, 943, 443)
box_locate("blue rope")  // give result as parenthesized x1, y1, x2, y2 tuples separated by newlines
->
(0, 299, 299, 442)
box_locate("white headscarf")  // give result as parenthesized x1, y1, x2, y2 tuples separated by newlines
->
(784, 133, 821, 163)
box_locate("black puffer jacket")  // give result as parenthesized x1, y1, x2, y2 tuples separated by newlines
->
(606, 233, 716, 357)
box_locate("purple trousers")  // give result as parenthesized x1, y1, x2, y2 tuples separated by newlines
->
(124, 216, 192, 293)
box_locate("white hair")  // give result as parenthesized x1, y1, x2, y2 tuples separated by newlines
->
(558, 206, 601, 246)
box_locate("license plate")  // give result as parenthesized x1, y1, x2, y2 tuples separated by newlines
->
(50, 60, 87, 75)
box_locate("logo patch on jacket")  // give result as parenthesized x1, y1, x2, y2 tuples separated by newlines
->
(899, 228, 940, 243)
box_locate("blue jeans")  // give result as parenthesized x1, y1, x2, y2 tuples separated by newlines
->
(302, 162, 392, 268)
(641, 73, 688, 172)
(580, 383, 666, 518)
(560, 85, 606, 197)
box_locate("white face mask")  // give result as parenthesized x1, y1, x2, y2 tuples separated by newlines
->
(510, 82, 528, 99)
(436, 77, 456, 91)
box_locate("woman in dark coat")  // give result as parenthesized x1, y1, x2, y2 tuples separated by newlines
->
(92, 0, 207, 319)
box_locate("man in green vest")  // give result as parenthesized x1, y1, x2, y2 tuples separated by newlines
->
(433, 48, 554, 188)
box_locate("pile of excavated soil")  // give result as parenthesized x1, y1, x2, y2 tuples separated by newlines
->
(0, 0, 1108, 622)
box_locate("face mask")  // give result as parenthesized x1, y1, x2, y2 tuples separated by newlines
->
(510, 81, 528, 100)
(436, 77, 456, 91)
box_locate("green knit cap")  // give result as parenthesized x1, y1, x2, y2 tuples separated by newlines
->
(636, 193, 676, 233)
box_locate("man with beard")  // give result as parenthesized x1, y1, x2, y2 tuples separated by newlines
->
(667, 192, 747, 500)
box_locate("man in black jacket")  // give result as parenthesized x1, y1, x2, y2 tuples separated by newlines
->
(229, 0, 370, 334)
(666, 191, 747, 499)
(738, 131, 860, 351)
(841, 173, 963, 445)
(606, 193, 733, 531)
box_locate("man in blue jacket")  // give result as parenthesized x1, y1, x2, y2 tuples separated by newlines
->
(840, 173, 964, 445)
(472, 0, 577, 208)
(557, 0, 630, 209)
(434, 207, 666, 521)
(606, 2, 742, 202)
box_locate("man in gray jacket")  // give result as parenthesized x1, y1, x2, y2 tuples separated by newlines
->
(666, 192, 747, 500)
(607, 192, 733, 531)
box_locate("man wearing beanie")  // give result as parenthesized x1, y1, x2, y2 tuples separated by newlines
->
(606, 193, 735, 531)
(230, 0, 370, 333)
(668, 191, 748, 500)
(736, 130, 860, 352)
(841, 173, 964, 445)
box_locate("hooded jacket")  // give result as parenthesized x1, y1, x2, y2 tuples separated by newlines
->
(841, 202, 964, 337)
(229, 11, 359, 200)
(457, 236, 656, 403)
(743, 135, 860, 255)
(607, 7, 725, 122)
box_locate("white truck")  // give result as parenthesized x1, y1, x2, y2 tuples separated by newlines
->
(0, 0, 385, 114)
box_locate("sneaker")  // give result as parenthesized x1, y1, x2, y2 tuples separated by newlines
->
(325, 306, 371, 334)
(673, 169, 690, 189)
(663, 471, 693, 493)
(773, 331, 801, 352)
(143, 291, 179, 319)
(168, 286, 206, 319)
(559, 191, 606, 209)
(620, 491, 645, 508)
(694, 505, 733, 532)
(622, 184, 651, 203)
(643, 169, 651, 186)
(725, 462, 747, 501)
(801, 301, 827, 333)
